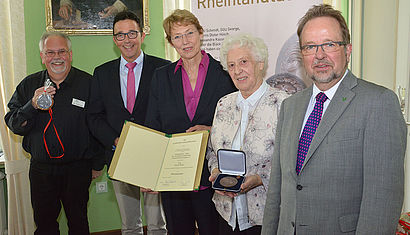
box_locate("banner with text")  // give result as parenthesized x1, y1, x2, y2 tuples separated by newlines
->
(192, 0, 322, 85)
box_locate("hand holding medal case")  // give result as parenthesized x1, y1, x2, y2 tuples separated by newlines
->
(212, 149, 246, 193)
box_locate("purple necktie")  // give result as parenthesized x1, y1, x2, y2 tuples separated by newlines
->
(126, 62, 137, 113)
(296, 92, 328, 175)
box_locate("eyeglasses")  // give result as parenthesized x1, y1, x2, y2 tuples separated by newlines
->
(171, 30, 197, 43)
(114, 30, 140, 41)
(300, 41, 346, 56)
(43, 49, 70, 57)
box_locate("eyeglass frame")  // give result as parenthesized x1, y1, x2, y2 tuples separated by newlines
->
(113, 30, 141, 41)
(42, 49, 71, 58)
(171, 30, 198, 43)
(300, 41, 347, 56)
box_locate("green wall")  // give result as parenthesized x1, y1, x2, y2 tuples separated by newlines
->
(23, 1, 166, 233)
(24, 1, 166, 75)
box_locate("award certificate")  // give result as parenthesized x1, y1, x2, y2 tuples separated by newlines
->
(108, 122, 209, 191)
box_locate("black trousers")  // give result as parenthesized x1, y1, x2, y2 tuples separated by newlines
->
(29, 161, 91, 235)
(217, 213, 262, 235)
(161, 188, 219, 235)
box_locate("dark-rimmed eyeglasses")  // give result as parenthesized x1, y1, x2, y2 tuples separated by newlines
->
(171, 30, 198, 43)
(43, 49, 70, 58)
(300, 41, 346, 56)
(114, 30, 140, 41)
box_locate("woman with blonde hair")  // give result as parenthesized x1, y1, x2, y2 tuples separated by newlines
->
(144, 9, 236, 235)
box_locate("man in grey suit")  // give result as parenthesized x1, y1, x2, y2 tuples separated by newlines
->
(262, 4, 407, 235)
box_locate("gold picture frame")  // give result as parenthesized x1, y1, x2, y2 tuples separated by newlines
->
(45, 0, 150, 35)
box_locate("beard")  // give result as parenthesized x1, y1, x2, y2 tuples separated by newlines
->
(309, 59, 348, 85)
(49, 59, 67, 74)
(310, 71, 341, 84)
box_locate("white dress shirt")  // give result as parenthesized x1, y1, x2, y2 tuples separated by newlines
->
(300, 70, 348, 135)
(229, 81, 268, 231)
(119, 51, 144, 108)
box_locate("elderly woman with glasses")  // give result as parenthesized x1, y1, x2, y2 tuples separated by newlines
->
(207, 34, 290, 234)
(144, 9, 236, 235)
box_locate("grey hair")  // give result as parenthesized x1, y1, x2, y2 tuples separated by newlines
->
(39, 31, 72, 52)
(220, 33, 268, 77)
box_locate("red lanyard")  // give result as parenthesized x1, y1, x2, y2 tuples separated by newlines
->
(399, 219, 410, 230)
(43, 108, 64, 158)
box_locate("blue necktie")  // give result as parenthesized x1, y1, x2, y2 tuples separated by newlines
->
(296, 92, 328, 174)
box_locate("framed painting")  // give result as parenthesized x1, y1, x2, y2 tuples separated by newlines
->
(45, 0, 150, 35)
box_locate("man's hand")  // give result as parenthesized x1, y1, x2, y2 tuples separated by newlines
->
(59, 5, 72, 20)
(92, 169, 103, 180)
(31, 86, 56, 109)
(186, 125, 211, 133)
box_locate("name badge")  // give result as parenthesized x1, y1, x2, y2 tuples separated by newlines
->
(72, 98, 85, 108)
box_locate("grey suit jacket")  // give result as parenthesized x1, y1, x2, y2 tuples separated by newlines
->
(262, 71, 407, 235)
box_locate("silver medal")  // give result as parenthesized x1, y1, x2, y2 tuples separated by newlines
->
(36, 79, 53, 110)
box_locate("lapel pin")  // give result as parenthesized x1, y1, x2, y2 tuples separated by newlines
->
(342, 97, 347, 101)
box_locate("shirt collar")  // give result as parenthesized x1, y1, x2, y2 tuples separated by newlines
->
(120, 51, 144, 68)
(174, 50, 209, 74)
(236, 81, 268, 106)
(312, 69, 348, 101)
(46, 67, 73, 88)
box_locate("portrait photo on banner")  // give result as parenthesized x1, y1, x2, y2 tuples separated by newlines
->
(45, 0, 150, 35)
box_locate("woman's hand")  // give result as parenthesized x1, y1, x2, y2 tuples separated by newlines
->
(186, 125, 211, 133)
(208, 168, 220, 183)
(240, 174, 262, 193)
(209, 168, 237, 198)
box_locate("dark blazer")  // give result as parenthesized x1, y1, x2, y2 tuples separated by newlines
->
(88, 54, 170, 166)
(262, 71, 407, 235)
(145, 54, 237, 186)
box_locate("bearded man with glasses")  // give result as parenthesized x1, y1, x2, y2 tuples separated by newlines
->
(87, 11, 170, 235)
(262, 4, 407, 235)
(5, 31, 105, 234)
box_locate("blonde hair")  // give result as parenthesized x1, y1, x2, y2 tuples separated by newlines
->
(163, 9, 203, 44)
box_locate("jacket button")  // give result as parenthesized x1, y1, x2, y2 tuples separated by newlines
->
(296, 184, 303, 190)
(130, 117, 135, 121)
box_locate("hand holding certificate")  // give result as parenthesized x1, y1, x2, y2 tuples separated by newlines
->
(108, 122, 209, 191)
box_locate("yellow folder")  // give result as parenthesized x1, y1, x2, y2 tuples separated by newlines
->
(108, 122, 209, 191)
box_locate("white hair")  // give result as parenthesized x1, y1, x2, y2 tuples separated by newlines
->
(39, 31, 72, 52)
(220, 33, 268, 77)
